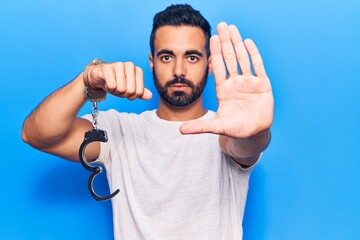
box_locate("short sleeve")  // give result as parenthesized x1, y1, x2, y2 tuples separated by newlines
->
(81, 113, 111, 166)
(228, 152, 262, 173)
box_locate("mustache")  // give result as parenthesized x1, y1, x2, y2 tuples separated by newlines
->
(164, 77, 195, 89)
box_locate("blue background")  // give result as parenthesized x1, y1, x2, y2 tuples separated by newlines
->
(1, 0, 359, 239)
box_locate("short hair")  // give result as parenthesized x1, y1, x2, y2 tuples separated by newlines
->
(150, 4, 211, 57)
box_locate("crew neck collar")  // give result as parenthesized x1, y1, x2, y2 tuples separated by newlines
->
(147, 110, 214, 128)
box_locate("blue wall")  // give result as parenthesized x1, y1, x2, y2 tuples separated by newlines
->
(1, 0, 360, 239)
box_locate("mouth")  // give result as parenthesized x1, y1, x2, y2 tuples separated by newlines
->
(169, 83, 190, 91)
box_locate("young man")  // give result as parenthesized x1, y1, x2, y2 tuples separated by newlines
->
(22, 4, 273, 240)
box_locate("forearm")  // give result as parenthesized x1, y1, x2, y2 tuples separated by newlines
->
(22, 73, 87, 148)
(219, 129, 271, 166)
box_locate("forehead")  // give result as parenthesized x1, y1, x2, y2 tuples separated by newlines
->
(154, 26, 206, 53)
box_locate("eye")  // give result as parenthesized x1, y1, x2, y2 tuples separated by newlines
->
(187, 55, 199, 63)
(161, 55, 173, 62)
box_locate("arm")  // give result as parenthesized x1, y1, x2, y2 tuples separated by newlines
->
(180, 22, 274, 166)
(22, 61, 152, 162)
(219, 130, 271, 167)
(22, 74, 93, 161)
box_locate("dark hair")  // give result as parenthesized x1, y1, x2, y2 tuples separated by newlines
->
(150, 4, 211, 57)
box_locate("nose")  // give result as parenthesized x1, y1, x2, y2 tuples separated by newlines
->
(173, 58, 186, 78)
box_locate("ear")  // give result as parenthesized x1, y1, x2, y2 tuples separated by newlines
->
(208, 56, 212, 74)
(149, 54, 154, 72)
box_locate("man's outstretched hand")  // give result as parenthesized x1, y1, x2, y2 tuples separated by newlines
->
(180, 22, 274, 139)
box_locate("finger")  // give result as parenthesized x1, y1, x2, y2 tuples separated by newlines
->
(128, 66, 145, 100)
(134, 67, 153, 100)
(217, 22, 238, 77)
(114, 62, 126, 95)
(86, 65, 107, 90)
(124, 62, 136, 98)
(101, 64, 117, 92)
(244, 39, 267, 77)
(132, 66, 145, 99)
(228, 25, 252, 75)
(210, 35, 226, 86)
(180, 119, 223, 135)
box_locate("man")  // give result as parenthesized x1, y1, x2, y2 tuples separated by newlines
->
(22, 4, 273, 240)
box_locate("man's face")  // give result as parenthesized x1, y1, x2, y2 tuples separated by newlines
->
(149, 26, 210, 108)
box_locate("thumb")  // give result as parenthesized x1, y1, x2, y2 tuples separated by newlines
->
(140, 88, 153, 100)
(180, 119, 219, 135)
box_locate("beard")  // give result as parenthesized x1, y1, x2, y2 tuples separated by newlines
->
(153, 67, 209, 108)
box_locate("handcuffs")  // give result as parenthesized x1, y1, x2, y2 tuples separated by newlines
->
(78, 58, 120, 201)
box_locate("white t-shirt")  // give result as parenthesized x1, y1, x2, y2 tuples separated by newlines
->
(83, 110, 258, 240)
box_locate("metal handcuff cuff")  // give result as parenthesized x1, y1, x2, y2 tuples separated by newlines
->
(79, 58, 120, 201)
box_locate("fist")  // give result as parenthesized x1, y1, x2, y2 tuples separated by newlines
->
(83, 61, 152, 100)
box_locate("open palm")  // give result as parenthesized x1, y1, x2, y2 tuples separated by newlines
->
(181, 22, 274, 138)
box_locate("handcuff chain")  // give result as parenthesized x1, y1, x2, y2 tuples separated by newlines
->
(91, 101, 99, 129)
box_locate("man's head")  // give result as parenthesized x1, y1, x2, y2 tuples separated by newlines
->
(149, 4, 211, 109)
(150, 4, 211, 58)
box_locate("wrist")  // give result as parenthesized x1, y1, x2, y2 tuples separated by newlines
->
(220, 129, 271, 158)
(83, 58, 106, 102)
(83, 58, 102, 87)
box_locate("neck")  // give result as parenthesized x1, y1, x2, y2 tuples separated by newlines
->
(156, 96, 207, 121)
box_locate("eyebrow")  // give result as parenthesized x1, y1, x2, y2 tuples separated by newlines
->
(156, 49, 174, 56)
(156, 49, 203, 57)
(185, 50, 203, 57)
